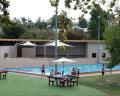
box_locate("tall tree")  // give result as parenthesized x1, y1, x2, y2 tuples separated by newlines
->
(35, 17, 47, 30)
(104, 25, 120, 68)
(88, 4, 107, 40)
(78, 18, 88, 28)
(50, 11, 72, 41)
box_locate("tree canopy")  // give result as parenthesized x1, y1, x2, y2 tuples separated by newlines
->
(104, 25, 120, 68)
(50, 0, 119, 17)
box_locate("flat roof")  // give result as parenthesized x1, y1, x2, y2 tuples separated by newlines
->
(0, 39, 104, 43)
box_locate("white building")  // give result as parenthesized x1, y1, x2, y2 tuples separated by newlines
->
(0, 39, 109, 64)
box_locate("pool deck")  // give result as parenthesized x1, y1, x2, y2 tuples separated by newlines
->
(0, 58, 105, 68)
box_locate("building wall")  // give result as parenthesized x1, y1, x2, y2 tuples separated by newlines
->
(87, 42, 109, 64)
(21, 47, 36, 58)
(0, 46, 17, 58)
(36, 44, 86, 57)
(0, 41, 110, 60)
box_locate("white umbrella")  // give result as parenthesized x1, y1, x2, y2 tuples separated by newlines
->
(43, 40, 73, 58)
(44, 40, 73, 47)
(53, 57, 76, 63)
(52, 57, 76, 72)
(19, 41, 36, 46)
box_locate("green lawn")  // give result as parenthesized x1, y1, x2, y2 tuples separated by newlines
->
(0, 73, 106, 96)
(80, 74, 120, 96)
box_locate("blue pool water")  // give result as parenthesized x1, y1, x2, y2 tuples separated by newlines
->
(3, 64, 120, 75)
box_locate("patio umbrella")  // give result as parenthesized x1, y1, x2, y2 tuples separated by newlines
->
(16, 41, 37, 58)
(43, 40, 73, 58)
(19, 41, 37, 46)
(44, 40, 73, 47)
(52, 57, 76, 72)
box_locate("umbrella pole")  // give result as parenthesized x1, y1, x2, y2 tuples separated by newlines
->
(44, 46, 46, 59)
(63, 62, 64, 70)
(55, 63, 57, 74)
(44, 45, 47, 65)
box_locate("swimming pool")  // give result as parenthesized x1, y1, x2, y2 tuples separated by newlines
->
(5, 64, 120, 75)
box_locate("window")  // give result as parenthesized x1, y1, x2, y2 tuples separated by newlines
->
(4, 53, 8, 58)
(92, 53, 96, 58)
(102, 53, 106, 58)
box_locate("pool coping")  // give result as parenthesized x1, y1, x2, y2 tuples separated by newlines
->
(8, 70, 120, 77)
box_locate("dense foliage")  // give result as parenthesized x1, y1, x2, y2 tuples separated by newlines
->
(104, 25, 120, 68)
(0, 17, 56, 39)
(2, 23, 26, 39)
(0, 0, 119, 41)
(66, 27, 89, 40)
(88, 5, 107, 40)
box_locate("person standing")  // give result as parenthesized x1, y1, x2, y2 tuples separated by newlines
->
(62, 70, 64, 76)
(41, 64, 45, 75)
(102, 64, 105, 77)
(77, 69, 80, 77)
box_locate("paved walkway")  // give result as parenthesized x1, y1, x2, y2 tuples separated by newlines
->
(0, 58, 104, 68)
(80, 70, 120, 77)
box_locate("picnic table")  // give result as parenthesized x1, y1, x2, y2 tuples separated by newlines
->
(47, 74, 79, 87)
(0, 70, 8, 80)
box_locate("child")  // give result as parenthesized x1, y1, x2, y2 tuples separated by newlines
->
(77, 69, 80, 77)
(41, 64, 45, 75)
(50, 69, 54, 76)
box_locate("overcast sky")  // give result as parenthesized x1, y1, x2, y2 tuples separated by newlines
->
(9, 0, 81, 22)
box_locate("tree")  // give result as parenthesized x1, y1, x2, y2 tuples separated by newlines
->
(78, 18, 88, 28)
(35, 17, 47, 30)
(66, 28, 89, 40)
(21, 17, 34, 29)
(0, 0, 11, 24)
(21, 27, 55, 40)
(104, 25, 120, 68)
(2, 23, 27, 39)
(114, 7, 120, 26)
(50, 11, 72, 41)
(88, 5, 107, 40)
(50, 0, 118, 18)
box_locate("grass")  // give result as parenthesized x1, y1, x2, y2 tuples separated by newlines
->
(80, 74, 120, 96)
(0, 73, 106, 96)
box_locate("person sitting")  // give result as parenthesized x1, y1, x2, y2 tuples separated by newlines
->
(71, 67, 76, 75)
(60, 78, 66, 87)
(50, 69, 55, 76)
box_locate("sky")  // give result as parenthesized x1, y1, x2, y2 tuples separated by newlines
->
(9, 0, 120, 22)
(9, 0, 81, 22)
